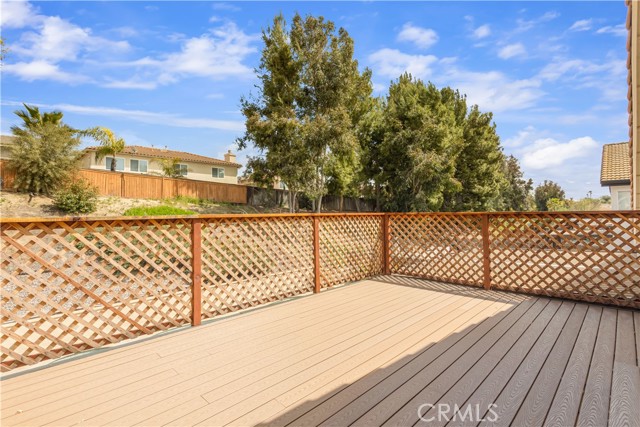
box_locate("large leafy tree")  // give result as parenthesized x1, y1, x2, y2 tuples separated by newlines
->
(368, 75, 464, 211)
(500, 155, 534, 211)
(534, 180, 566, 211)
(238, 13, 372, 212)
(8, 104, 81, 194)
(442, 106, 505, 211)
(86, 127, 126, 171)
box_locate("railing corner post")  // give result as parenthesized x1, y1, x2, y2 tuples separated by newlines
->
(383, 213, 391, 275)
(481, 213, 491, 290)
(313, 216, 321, 294)
(191, 218, 203, 326)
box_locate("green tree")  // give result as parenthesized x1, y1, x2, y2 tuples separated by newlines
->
(157, 157, 185, 178)
(534, 180, 566, 211)
(500, 155, 534, 211)
(442, 105, 505, 211)
(367, 75, 463, 211)
(86, 127, 125, 172)
(0, 37, 8, 64)
(8, 104, 81, 194)
(237, 13, 372, 212)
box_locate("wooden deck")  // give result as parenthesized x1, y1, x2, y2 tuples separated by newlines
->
(1, 276, 638, 427)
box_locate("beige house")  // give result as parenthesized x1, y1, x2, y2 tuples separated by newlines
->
(0, 135, 16, 160)
(81, 145, 241, 185)
(601, 142, 631, 209)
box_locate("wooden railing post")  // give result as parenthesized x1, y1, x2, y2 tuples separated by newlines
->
(383, 214, 391, 275)
(313, 216, 321, 293)
(481, 214, 491, 290)
(191, 218, 202, 326)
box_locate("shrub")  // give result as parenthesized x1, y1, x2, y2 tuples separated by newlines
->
(54, 180, 99, 214)
(123, 205, 195, 216)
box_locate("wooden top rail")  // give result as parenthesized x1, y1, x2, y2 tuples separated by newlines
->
(1, 210, 637, 224)
(0, 212, 388, 224)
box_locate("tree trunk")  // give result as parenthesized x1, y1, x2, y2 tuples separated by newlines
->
(316, 194, 323, 213)
(339, 195, 344, 212)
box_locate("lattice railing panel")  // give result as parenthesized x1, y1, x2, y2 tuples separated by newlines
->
(319, 216, 384, 288)
(200, 217, 314, 318)
(0, 219, 193, 371)
(389, 214, 484, 286)
(490, 213, 640, 308)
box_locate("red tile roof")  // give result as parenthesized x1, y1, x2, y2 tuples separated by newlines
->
(84, 145, 241, 167)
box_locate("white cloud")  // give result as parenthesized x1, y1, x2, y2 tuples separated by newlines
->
(368, 49, 543, 112)
(1, 101, 245, 132)
(13, 16, 130, 62)
(3, 60, 87, 83)
(372, 82, 387, 93)
(442, 69, 542, 112)
(504, 125, 537, 147)
(211, 2, 241, 12)
(397, 23, 438, 49)
(368, 48, 438, 79)
(515, 11, 560, 33)
(0, 0, 39, 28)
(569, 19, 593, 32)
(521, 136, 598, 169)
(473, 24, 491, 39)
(498, 43, 526, 59)
(537, 56, 626, 102)
(117, 22, 258, 88)
(102, 78, 158, 90)
(596, 24, 627, 37)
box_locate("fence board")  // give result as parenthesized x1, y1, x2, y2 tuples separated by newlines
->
(389, 213, 485, 286)
(0, 162, 247, 204)
(319, 215, 384, 288)
(0, 218, 193, 371)
(199, 216, 315, 319)
(1, 211, 638, 372)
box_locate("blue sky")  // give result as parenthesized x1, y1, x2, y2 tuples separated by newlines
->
(0, 1, 629, 198)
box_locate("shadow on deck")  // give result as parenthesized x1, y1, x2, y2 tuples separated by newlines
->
(1, 276, 638, 427)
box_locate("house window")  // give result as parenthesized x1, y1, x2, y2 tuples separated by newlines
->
(212, 167, 225, 178)
(618, 190, 631, 210)
(130, 159, 148, 173)
(105, 157, 124, 171)
(174, 164, 188, 176)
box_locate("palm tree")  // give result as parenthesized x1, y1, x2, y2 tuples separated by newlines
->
(86, 127, 126, 172)
(15, 103, 64, 129)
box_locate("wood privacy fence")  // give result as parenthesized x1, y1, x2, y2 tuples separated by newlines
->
(1, 211, 638, 371)
(0, 164, 247, 204)
(1, 163, 375, 210)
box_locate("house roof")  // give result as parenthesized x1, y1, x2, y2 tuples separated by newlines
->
(84, 145, 241, 168)
(0, 135, 17, 146)
(601, 142, 632, 186)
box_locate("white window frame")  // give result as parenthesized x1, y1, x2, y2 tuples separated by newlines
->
(130, 159, 148, 173)
(212, 167, 225, 178)
(105, 157, 125, 171)
(617, 190, 631, 210)
(174, 163, 188, 176)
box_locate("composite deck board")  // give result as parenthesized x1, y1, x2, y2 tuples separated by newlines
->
(260, 295, 526, 427)
(0, 276, 637, 427)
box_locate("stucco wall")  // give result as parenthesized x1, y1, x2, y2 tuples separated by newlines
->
(82, 152, 239, 185)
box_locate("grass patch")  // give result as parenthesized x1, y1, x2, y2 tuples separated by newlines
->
(124, 205, 196, 216)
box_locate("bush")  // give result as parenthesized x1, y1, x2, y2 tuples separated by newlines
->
(123, 205, 195, 216)
(54, 180, 99, 214)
